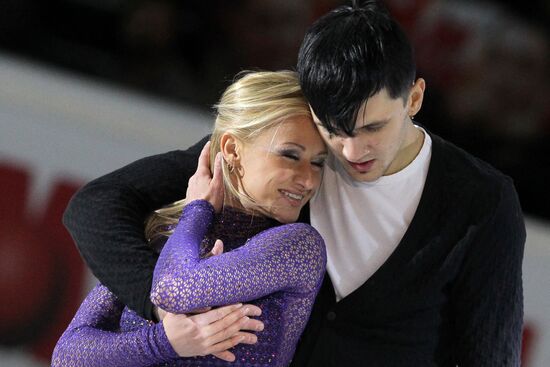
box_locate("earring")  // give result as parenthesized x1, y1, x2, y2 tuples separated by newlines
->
(227, 161, 241, 175)
(223, 156, 233, 173)
(234, 163, 244, 177)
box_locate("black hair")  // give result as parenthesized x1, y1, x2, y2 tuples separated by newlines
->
(297, 0, 416, 136)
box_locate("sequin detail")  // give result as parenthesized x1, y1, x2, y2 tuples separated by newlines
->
(53, 200, 326, 366)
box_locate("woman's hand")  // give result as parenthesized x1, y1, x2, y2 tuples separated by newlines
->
(186, 141, 224, 212)
(162, 303, 263, 361)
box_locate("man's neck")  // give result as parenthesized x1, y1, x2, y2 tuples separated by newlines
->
(385, 125, 425, 176)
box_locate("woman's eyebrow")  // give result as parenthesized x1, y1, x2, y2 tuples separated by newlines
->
(280, 142, 306, 151)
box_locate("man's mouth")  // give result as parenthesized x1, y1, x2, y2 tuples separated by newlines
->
(347, 159, 375, 173)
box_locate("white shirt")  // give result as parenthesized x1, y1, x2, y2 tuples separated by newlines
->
(310, 127, 432, 301)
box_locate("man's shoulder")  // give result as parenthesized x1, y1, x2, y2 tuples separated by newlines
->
(154, 135, 211, 162)
(429, 132, 517, 212)
(430, 132, 512, 187)
(115, 136, 211, 174)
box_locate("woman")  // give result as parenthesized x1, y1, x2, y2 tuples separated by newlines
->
(52, 71, 328, 367)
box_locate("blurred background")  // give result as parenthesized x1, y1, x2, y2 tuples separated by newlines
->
(0, 0, 548, 365)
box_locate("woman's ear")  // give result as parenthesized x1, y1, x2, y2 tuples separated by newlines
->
(219, 132, 241, 166)
(407, 78, 426, 118)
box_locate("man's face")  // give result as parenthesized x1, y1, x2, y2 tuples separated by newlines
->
(311, 85, 423, 182)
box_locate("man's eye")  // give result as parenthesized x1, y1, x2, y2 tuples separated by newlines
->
(362, 124, 383, 132)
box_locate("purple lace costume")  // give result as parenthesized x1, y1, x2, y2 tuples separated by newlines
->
(52, 200, 326, 366)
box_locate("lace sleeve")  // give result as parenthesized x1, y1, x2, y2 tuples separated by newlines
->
(151, 200, 326, 313)
(52, 284, 177, 367)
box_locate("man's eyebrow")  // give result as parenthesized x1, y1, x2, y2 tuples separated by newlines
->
(356, 118, 390, 129)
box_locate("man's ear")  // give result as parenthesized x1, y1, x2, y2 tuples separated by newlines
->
(407, 78, 426, 117)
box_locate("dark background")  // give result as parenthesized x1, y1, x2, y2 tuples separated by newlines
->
(1, 0, 548, 219)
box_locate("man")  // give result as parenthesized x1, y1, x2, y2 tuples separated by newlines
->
(64, 1, 525, 365)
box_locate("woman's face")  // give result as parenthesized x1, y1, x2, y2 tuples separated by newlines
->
(236, 115, 327, 223)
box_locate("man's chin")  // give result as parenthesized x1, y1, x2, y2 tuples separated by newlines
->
(343, 165, 381, 183)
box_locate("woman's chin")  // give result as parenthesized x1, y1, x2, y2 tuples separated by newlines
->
(272, 210, 301, 224)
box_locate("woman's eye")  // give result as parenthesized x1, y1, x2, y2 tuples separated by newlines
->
(312, 160, 325, 168)
(281, 152, 299, 160)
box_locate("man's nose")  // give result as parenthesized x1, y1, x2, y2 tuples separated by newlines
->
(341, 137, 368, 162)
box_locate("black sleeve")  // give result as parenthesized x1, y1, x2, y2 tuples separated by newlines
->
(451, 177, 526, 366)
(63, 136, 210, 320)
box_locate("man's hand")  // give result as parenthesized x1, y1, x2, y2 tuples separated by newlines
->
(186, 141, 224, 212)
(163, 303, 263, 361)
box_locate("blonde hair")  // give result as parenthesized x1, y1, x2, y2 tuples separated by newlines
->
(145, 70, 311, 243)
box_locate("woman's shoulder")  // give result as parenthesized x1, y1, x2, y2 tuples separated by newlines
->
(254, 222, 326, 262)
(262, 222, 323, 241)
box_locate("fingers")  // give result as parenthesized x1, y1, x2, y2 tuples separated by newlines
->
(211, 152, 223, 190)
(193, 303, 243, 326)
(202, 305, 263, 343)
(162, 303, 262, 359)
(212, 350, 236, 362)
(210, 239, 224, 257)
(202, 307, 247, 333)
(155, 306, 168, 321)
(241, 304, 262, 318)
(209, 152, 225, 211)
(231, 331, 259, 345)
(206, 332, 258, 356)
(187, 306, 212, 314)
(240, 317, 264, 332)
(207, 317, 260, 346)
(206, 335, 244, 357)
(196, 141, 212, 175)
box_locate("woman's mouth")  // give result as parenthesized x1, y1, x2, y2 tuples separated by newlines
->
(279, 190, 305, 207)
